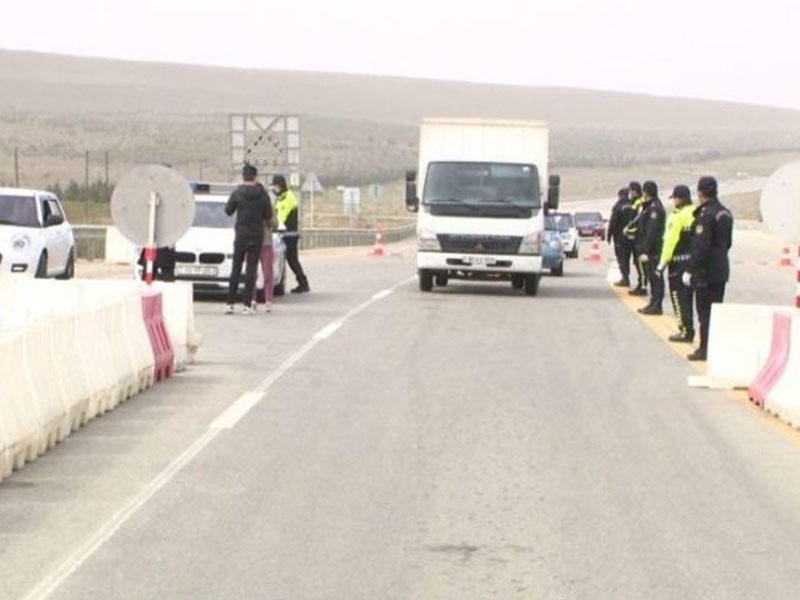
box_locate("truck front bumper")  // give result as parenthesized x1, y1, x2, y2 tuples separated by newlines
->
(416, 251, 542, 274)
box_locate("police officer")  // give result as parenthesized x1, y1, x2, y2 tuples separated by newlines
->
(636, 180, 666, 315)
(623, 181, 648, 295)
(657, 185, 695, 342)
(683, 176, 733, 361)
(272, 174, 310, 293)
(607, 187, 636, 287)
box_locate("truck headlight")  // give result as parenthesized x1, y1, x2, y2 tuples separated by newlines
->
(417, 227, 440, 251)
(12, 234, 30, 251)
(518, 231, 542, 255)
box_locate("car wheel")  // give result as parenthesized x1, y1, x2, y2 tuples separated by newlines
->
(434, 272, 448, 287)
(511, 274, 524, 290)
(568, 244, 579, 259)
(523, 273, 539, 296)
(419, 269, 433, 292)
(551, 262, 564, 277)
(273, 264, 286, 296)
(56, 248, 75, 280)
(34, 251, 48, 278)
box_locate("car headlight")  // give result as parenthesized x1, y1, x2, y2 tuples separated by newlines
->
(417, 227, 440, 251)
(12, 234, 30, 251)
(518, 231, 542, 255)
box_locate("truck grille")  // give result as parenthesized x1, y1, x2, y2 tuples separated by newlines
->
(437, 234, 521, 255)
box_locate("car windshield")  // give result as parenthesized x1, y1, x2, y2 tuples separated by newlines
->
(192, 200, 234, 228)
(423, 162, 541, 207)
(574, 212, 602, 224)
(0, 195, 39, 227)
(547, 213, 574, 231)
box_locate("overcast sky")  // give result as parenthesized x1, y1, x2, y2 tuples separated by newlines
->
(2, 0, 799, 110)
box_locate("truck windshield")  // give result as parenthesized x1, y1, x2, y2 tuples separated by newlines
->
(423, 162, 541, 208)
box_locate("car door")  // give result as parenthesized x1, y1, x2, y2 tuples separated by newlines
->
(41, 196, 68, 273)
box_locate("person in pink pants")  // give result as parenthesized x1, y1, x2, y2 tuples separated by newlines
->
(253, 218, 277, 312)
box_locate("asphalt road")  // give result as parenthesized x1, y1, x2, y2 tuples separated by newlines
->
(3, 233, 800, 600)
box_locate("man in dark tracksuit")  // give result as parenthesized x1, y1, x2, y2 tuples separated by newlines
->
(684, 176, 733, 361)
(624, 181, 648, 296)
(224, 164, 272, 314)
(636, 180, 666, 315)
(606, 187, 636, 287)
(657, 185, 695, 342)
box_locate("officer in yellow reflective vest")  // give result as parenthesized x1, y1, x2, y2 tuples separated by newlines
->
(657, 185, 695, 342)
(272, 174, 310, 293)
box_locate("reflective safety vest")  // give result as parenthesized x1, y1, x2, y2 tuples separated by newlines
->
(659, 203, 695, 264)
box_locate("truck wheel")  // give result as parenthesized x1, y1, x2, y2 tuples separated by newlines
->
(419, 270, 433, 292)
(511, 274, 524, 290)
(434, 272, 448, 287)
(523, 273, 539, 296)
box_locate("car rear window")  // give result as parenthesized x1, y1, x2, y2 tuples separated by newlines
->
(0, 195, 39, 227)
(192, 201, 235, 228)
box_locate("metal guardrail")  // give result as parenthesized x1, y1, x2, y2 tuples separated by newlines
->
(72, 222, 416, 260)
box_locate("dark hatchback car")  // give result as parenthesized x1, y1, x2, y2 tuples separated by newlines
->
(574, 211, 605, 238)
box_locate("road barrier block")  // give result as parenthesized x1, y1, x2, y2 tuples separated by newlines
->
(75, 307, 118, 420)
(152, 281, 201, 371)
(101, 303, 138, 406)
(22, 319, 70, 452)
(142, 292, 174, 382)
(50, 313, 92, 432)
(689, 303, 794, 389)
(763, 313, 800, 426)
(748, 313, 792, 407)
(0, 332, 40, 471)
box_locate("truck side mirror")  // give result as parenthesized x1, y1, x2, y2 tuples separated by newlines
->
(547, 174, 560, 210)
(405, 170, 419, 213)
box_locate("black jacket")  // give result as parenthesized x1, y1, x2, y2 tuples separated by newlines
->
(636, 198, 666, 258)
(607, 198, 636, 244)
(689, 198, 733, 284)
(225, 183, 272, 241)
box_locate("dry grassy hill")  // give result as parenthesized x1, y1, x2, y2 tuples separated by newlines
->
(2, 48, 800, 189)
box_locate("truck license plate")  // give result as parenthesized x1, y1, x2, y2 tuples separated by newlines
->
(463, 255, 494, 266)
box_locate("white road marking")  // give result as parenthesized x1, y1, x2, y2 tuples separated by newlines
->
(22, 276, 415, 600)
(314, 321, 343, 340)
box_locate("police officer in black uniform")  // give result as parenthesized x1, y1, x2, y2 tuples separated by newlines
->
(624, 181, 648, 295)
(684, 176, 733, 361)
(607, 187, 636, 287)
(636, 180, 666, 315)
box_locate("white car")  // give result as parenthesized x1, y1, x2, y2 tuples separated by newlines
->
(0, 188, 75, 278)
(170, 183, 287, 297)
(549, 211, 580, 258)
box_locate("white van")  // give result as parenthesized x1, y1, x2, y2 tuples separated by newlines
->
(405, 118, 560, 295)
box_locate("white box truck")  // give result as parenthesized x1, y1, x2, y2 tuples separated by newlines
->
(405, 118, 560, 295)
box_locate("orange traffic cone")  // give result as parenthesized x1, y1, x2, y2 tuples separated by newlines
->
(585, 236, 603, 263)
(372, 229, 385, 257)
(778, 246, 793, 267)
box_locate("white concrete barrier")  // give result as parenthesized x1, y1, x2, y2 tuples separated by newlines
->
(101, 302, 139, 406)
(22, 319, 70, 452)
(105, 226, 136, 264)
(0, 332, 40, 471)
(49, 312, 92, 432)
(152, 281, 201, 370)
(75, 306, 119, 419)
(764, 313, 800, 426)
(689, 303, 796, 389)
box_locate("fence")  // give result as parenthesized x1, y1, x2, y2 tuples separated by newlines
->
(72, 222, 416, 260)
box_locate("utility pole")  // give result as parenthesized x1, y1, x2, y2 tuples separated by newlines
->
(199, 161, 204, 181)
(84, 150, 90, 222)
(104, 150, 109, 192)
(14, 147, 19, 186)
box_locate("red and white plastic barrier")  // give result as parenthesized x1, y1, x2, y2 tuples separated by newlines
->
(748, 313, 792, 407)
(753, 311, 800, 427)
